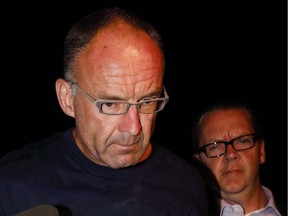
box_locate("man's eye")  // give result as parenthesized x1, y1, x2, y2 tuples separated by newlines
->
(208, 145, 220, 151)
(142, 100, 155, 105)
(103, 102, 115, 108)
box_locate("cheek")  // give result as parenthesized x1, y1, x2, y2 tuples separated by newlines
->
(141, 115, 156, 133)
(140, 112, 155, 119)
(74, 101, 116, 136)
(73, 97, 95, 120)
(149, 114, 156, 123)
(243, 151, 262, 172)
(243, 145, 263, 162)
(74, 107, 96, 131)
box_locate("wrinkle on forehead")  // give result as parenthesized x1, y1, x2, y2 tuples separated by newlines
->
(75, 22, 163, 77)
(73, 21, 164, 102)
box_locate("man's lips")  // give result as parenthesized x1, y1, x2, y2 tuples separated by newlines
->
(113, 137, 141, 147)
(116, 143, 135, 148)
(110, 137, 142, 150)
(113, 141, 140, 150)
(222, 169, 242, 176)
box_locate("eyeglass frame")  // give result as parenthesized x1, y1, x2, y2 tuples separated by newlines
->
(196, 133, 259, 158)
(66, 79, 169, 115)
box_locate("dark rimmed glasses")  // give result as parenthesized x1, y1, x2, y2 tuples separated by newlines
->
(67, 80, 169, 115)
(197, 134, 258, 158)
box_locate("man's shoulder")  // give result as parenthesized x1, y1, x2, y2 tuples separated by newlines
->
(0, 130, 69, 168)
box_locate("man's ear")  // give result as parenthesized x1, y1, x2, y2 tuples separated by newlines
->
(259, 139, 266, 164)
(55, 78, 75, 118)
(193, 153, 200, 161)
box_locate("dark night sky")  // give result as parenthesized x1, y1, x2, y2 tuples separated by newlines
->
(1, 1, 287, 201)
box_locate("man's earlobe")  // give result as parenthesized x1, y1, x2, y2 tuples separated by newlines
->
(55, 78, 75, 118)
(193, 154, 200, 161)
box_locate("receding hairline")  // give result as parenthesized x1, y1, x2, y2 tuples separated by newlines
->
(198, 107, 252, 127)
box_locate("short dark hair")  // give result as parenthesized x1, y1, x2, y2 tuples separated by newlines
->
(191, 101, 263, 152)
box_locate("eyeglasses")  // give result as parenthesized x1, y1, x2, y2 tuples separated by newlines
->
(197, 134, 258, 158)
(67, 80, 169, 115)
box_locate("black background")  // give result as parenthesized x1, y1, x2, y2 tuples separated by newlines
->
(1, 1, 287, 202)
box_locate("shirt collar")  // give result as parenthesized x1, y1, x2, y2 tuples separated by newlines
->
(220, 186, 281, 216)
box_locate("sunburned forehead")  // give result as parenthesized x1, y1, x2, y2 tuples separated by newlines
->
(75, 21, 164, 83)
(89, 21, 159, 58)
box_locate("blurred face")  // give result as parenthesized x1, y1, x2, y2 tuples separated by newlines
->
(63, 22, 164, 169)
(197, 109, 265, 201)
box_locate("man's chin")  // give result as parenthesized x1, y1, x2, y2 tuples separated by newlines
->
(107, 154, 141, 169)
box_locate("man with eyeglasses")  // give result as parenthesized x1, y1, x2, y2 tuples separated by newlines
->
(0, 7, 208, 216)
(192, 102, 286, 216)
